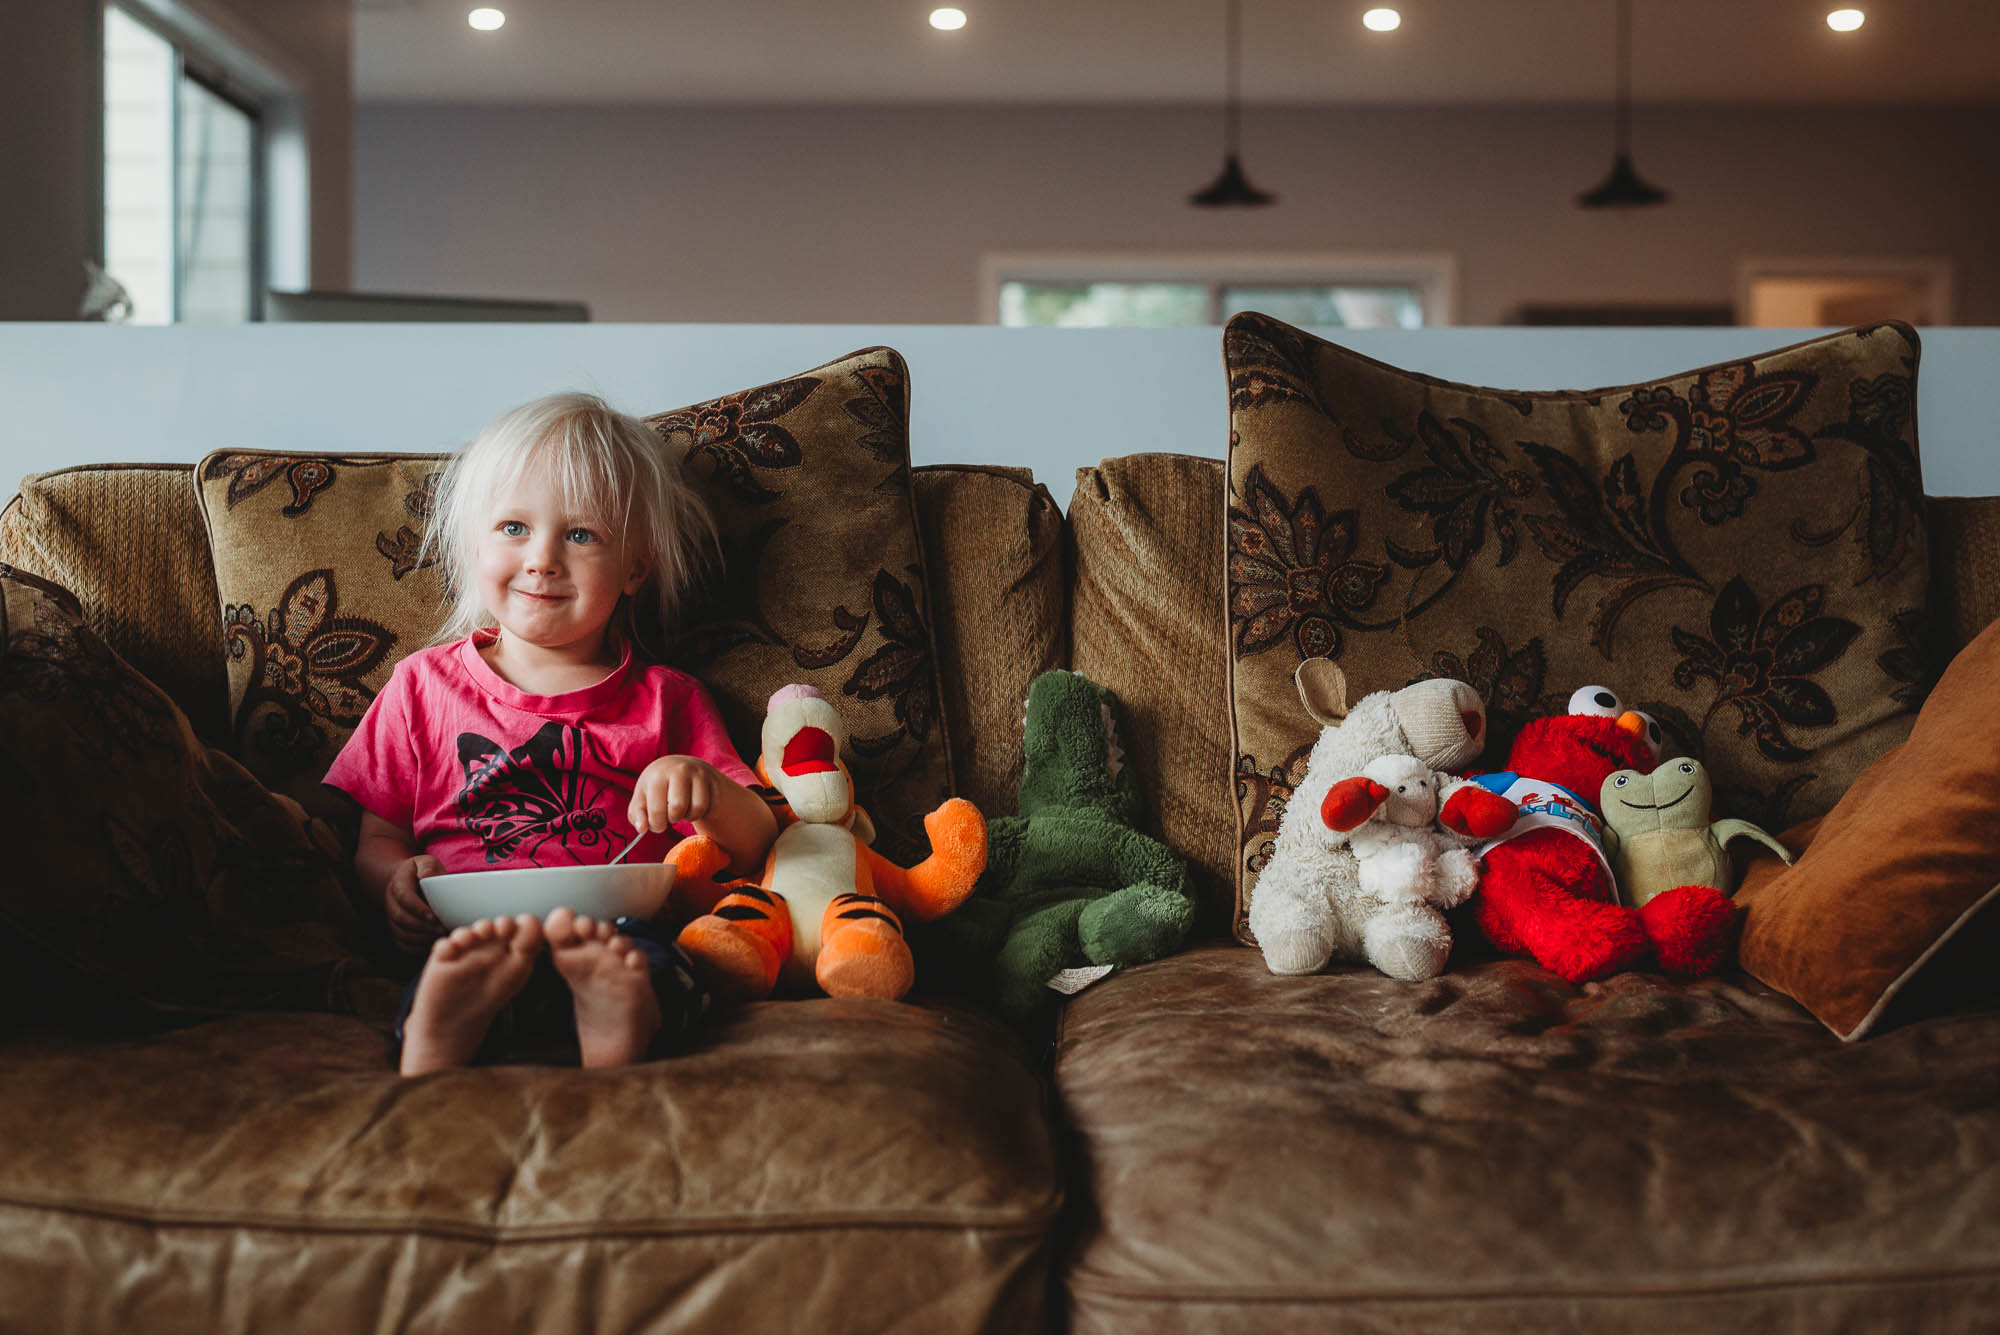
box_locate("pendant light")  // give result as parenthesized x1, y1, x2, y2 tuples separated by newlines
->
(1578, 0, 1668, 208)
(1190, 0, 1276, 207)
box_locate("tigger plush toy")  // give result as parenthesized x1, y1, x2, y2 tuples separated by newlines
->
(667, 684, 986, 1001)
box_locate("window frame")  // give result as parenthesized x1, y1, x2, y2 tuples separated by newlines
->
(99, 0, 298, 323)
(174, 58, 269, 321)
(980, 251, 1458, 328)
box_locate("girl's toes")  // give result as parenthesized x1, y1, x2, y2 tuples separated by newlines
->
(497, 913, 543, 955)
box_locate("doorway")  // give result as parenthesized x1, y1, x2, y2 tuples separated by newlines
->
(1738, 258, 1952, 327)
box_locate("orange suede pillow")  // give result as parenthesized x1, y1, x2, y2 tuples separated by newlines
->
(1735, 613, 2000, 1040)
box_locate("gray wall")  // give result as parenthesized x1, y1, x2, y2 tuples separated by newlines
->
(353, 100, 2000, 325)
(8, 325, 1998, 500)
(1, 0, 352, 321)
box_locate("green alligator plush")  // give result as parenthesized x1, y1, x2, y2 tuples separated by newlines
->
(940, 670, 1198, 1019)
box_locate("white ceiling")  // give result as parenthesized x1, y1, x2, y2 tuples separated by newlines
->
(353, 0, 2000, 105)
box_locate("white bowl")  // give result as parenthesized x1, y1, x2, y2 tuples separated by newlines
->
(419, 863, 676, 930)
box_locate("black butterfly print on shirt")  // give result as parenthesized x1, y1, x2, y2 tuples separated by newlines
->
(455, 721, 627, 866)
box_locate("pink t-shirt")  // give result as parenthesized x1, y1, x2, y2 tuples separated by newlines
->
(324, 631, 758, 873)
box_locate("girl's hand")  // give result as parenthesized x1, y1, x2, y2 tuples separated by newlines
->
(630, 755, 718, 833)
(385, 854, 446, 955)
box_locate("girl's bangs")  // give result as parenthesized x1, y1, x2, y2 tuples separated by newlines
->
(496, 416, 634, 534)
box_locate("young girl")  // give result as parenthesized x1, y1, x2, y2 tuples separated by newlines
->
(325, 392, 777, 1075)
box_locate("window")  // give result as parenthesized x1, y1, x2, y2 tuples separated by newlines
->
(103, 4, 265, 323)
(985, 253, 1454, 328)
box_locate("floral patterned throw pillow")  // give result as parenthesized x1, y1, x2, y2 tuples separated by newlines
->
(0, 562, 363, 1030)
(196, 451, 448, 844)
(646, 346, 954, 863)
(1225, 314, 1933, 941)
(196, 346, 953, 864)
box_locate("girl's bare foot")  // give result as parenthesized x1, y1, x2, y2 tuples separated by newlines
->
(545, 907, 660, 1069)
(400, 914, 544, 1076)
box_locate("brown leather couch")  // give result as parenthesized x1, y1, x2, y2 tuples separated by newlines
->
(4, 455, 1999, 1334)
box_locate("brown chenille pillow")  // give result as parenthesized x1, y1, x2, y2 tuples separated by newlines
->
(1068, 454, 1237, 934)
(0, 562, 363, 1031)
(1224, 314, 1935, 942)
(910, 464, 1066, 821)
(1733, 614, 2000, 1040)
(0, 463, 232, 747)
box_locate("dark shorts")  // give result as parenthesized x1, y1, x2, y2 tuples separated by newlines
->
(394, 916, 712, 1065)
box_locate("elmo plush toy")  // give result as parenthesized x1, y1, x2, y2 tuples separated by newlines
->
(1437, 684, 1739, 983)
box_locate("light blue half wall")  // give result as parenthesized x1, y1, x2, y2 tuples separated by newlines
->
(2, 324, 1995, 504)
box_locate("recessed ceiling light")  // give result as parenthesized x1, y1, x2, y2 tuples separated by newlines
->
(929, 7, 967, 30)
(468, 7, 505, 31)
(1362, 8, 1401, 31)
(1827, 8, 1864, 31)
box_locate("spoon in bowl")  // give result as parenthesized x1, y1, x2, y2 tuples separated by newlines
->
(606, 830, 643, 865)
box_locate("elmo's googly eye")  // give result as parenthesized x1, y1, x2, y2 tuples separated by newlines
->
(1613, 774, 1630, 788)
(1678, 760, 1696, 774)
(1568, 685, 1622, 717)
(1634, 710, 1666, 761)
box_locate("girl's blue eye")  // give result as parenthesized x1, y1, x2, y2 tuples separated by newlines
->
(567, 528, 598, 545)
(500, 520, 526, 537)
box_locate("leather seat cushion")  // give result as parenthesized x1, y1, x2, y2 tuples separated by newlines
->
(0, 1000, 1058, 1335)
(1055, 942, 2000, 1335)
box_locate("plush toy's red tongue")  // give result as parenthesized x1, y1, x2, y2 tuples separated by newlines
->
(1462, 710, 1483, 739)
(781, 726, 839, 776)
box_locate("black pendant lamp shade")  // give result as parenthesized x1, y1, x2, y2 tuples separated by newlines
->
(1191, 0, 1276, 207)
(1578, 0, 1668, 208)
(1191, 154, 1275, 207)
(1579, 152, 1668, 208)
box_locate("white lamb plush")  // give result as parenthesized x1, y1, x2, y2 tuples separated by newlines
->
(1247, 661, 1489, 982)
(1347, 754, 1484, 912)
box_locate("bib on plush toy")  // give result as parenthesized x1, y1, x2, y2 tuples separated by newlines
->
(1466, 771, 1614, 882)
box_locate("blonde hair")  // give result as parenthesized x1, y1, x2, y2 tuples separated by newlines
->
(423, 392, 716, 651)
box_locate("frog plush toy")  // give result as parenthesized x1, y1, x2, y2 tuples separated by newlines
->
(936, 670, 1198, 1020)
(1600, 757, 1794, 906)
